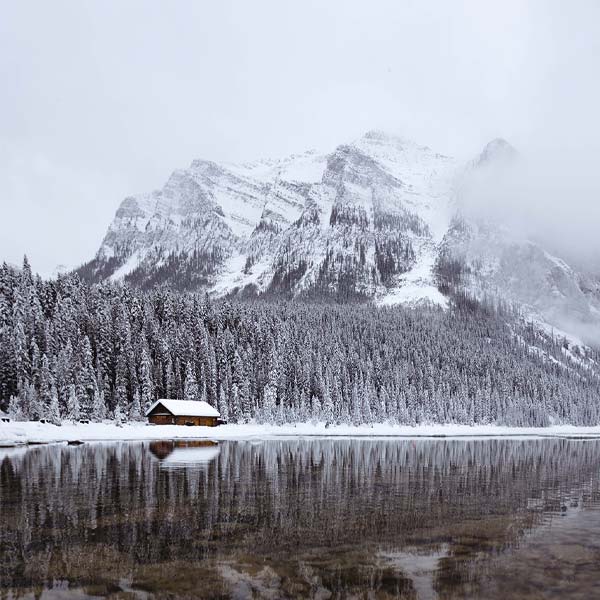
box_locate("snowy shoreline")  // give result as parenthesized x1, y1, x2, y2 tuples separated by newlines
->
(2, 420, 600, 447)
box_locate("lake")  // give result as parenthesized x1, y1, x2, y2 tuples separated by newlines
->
(1, 438, 599, 599)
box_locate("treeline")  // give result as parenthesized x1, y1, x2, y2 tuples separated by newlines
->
(1, 258, 600, 426)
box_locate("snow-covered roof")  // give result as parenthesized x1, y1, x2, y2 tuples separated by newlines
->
(145, 399, 220, 418)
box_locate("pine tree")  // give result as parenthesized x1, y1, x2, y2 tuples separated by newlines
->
(55, 341, 74, 414)
(130, 390, 142, 421)
(12, 319, 28, 391)
(48, 383, 61, 425)
(27, 381, 43, 421)
(230, 383, 241, 423)
(351, 382, 361, 425)
(310, 395, 321, 424)
(261, 382, 277, 423)
(38, 354, 53, 412)
(91, 383, 106, 422)
(76, 336, 97, 419)
(114, 354, 128, 418)
(114, 399, 126, 426)
(218, 385, 229, 422)
(67, 384, 80, 422)
(322, 387, 334, 426)
(139, 345, 153, 414)
(241, 378, 252, 423)
(7, 395, 24, 421)
(183, 361, 199, 401)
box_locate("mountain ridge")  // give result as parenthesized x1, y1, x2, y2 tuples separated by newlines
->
(77, 130, 600, 343)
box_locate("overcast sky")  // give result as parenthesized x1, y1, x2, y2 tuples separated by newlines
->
(1, 0, 599, 276)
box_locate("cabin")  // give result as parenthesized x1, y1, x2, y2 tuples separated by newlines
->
(0, 410, 9, 423)
(145, 399, 221, 426)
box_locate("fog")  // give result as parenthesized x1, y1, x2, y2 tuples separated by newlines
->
(461, 145, 600, 271)
(1, 0, 599, 276)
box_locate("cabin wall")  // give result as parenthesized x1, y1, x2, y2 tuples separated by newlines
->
(149, 415, 176, 425)
(148, 414, 218, 427)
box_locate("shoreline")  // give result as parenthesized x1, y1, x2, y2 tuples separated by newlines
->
(3, 420, 600, 447)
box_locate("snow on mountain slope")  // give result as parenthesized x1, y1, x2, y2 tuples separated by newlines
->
(79, 130, 600, 341)
(81, 130, 456, 302)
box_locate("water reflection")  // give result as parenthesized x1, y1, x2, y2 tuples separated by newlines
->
(0, 439, 599, 598)
(149, 440, 220, 469)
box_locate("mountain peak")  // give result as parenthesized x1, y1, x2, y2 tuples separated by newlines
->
(477, 138, 517, 166)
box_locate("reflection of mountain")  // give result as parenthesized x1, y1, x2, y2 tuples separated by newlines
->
(1, 440, 599, 598)
(148, 440, 219, 464)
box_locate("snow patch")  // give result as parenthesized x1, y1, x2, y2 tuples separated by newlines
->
(212, 254, 273, 296)
(109, 252, 142, 281)
(377, 244, 448, 308)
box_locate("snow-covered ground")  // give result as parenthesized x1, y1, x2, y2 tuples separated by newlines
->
(2, 420, 600, 447)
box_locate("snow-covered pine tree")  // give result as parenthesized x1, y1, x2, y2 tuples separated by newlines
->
(310, 395, 321, 424)
(91, 382, 106, 422)
(55, 341, 73, 414)
(38, 354, 53, 416)
(230, 383, 241, 423)
(114, 399, 126, 426)
(48, 383, 61, 425)
(114, 354, 128, 418)
(183, 361, 198, 401)
(66, 383, 80, 422)
(130, 390, 142, 421)
(261, 382, 277, 424)
(26, 380, 43, 421)
(139, 345, 153, 414)
(218, 385, 229, 422)
(7, 394, 24, 421)
(241, 378, 252, 423)
(79, 336, 97, 419)
(322, 386, 334, 426)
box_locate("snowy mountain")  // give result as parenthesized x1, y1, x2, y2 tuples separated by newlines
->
(79, 130, 600, 342)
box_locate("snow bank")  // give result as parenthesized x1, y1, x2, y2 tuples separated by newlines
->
(2, 420, 600, 447)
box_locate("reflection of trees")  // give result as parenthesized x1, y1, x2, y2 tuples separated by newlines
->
(0, 439, 599, 598)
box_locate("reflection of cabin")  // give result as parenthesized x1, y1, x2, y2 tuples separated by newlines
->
(145, 399, 220, 426)
(149, 440, 219, 460)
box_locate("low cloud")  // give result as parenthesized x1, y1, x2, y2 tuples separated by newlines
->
(459, 142, 600, 273)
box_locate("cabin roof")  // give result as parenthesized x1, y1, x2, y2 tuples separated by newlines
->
(145, 399, 220, 418)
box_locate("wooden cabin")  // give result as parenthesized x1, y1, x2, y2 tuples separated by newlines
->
(145, 399, 220, 426)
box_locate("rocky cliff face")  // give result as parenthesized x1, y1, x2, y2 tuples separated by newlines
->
(79, 130, 600, 341)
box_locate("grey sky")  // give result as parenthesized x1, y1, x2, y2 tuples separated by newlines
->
(1, 0, 599, 276)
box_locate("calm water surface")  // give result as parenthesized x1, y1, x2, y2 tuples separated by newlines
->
(1, 438, 600, 599)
